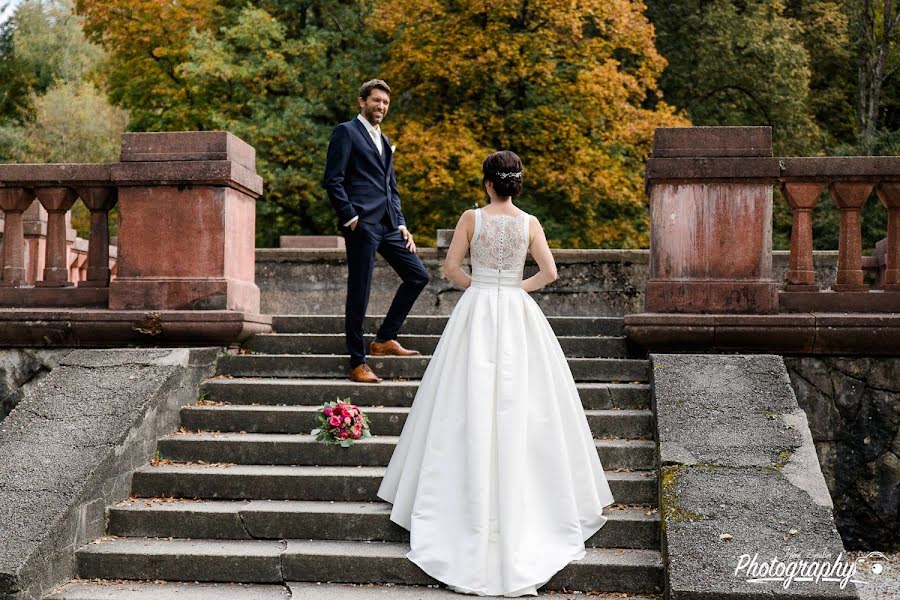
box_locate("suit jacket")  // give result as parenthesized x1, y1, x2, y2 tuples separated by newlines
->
(323, 118, 406, 230)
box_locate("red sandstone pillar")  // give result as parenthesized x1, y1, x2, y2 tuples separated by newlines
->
(829, 182, 872, 292)
(645, 127, 779, 313)
(35, 187, 78, 287)
(76, 186, 118, 288)
(782, 182, 824, 290)
(0, 188, 37, 286)
(108, 131, 263, 313)
(876, 182, 900, 291)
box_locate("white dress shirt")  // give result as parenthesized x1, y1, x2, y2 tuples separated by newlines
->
(344, 114, 407, 233)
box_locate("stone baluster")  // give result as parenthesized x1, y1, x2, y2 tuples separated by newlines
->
(75, 186, 118, 287)
(782, 182, 824, 291)
(0, 188, 37, 286)
(876, 182, 900, 291)
(828, 182, 873, 292)
(35, 187, 78, 287)
(23, 201, 47, 283)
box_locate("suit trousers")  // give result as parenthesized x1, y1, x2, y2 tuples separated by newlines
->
(343, 209, 430, 368)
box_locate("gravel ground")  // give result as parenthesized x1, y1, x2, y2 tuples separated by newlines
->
(848, 550, 900, 600)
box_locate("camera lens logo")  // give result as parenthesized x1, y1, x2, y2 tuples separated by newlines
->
(856, 552, 887, 576)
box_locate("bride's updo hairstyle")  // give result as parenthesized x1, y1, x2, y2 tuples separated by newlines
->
(482, 150, 524, 202)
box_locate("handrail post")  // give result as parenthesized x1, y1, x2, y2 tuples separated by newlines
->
(35, 187, 79, 287)
(782, 182, 823, 291)
(76, 186, 118, 288)
(877, 182, 900, 291)
(829, 182, 872, 292)
(0, 188, 37, 287)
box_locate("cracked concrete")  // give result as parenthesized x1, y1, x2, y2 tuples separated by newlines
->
(651, 354, 858, 600)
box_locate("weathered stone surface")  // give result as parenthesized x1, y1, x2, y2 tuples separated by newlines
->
(662, 465, 859, 599)
(783, 357, 899, 550)
(0, 309, 271, 347)
(0, 348, 220, 600)
(0, 350, 67, 421)
(647, 182, 777, 313)
(653, 355, 803, 469)
(255, 248, 836, 317)
(652, 126, 774, 158)
(120, 131, 257, 173)
(652, 354, 857, 600)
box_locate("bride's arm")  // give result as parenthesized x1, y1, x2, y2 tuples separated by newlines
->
(441, 210, 475, 289)
(521, 216, 558, 293)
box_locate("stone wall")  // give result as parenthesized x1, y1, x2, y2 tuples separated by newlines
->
(783, 357, 899, 550)
(256, 248, 839, 317)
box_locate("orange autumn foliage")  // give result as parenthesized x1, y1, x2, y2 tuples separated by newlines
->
(372, 0, 689, 248)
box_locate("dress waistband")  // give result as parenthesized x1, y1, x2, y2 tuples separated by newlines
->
(470, 265, 524, 289)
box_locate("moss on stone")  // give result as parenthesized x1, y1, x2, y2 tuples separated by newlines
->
(660, 465, 705, 529)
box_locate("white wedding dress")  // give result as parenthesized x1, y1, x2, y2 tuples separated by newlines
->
(377, 207, 615, 597)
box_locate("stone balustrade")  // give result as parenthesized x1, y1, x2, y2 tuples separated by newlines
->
(0, 131, 271, 345)
(644, 126, 898, 314)
(0, 181, 119, 298)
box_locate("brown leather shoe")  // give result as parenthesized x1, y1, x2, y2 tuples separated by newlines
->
(369, 338, 422, 356)
(349, 363, 382, 383)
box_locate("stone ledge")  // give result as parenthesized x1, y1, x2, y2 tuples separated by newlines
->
(651, 354, 858, 599)
(0, 310, 271, 347)
(625, 313, 900, 355)
(0, 348, 220, 599)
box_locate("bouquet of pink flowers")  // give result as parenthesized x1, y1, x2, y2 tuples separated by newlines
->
(311, 398, 371, 447)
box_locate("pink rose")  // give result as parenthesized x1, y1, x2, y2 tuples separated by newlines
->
(324, 407, 333, 416)
(339, 431, 350, 439)
(328, 415, 341, 427)
(343, 416, 352, 425)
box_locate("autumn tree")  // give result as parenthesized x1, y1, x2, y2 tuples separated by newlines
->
(74, 0, 224, 130)
(372, 0, 687, 248)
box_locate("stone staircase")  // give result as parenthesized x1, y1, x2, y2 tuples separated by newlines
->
(46, 315, 664, 599)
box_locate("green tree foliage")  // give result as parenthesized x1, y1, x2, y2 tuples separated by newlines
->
(0, 79, 127, 163)
(74, 0, 224, 131)
(177, 1, 387, 247)
(646, 0, 820, 156)
(0, 0, 127, 235)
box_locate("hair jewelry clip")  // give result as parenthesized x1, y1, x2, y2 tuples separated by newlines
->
(496, 171, 523, 179)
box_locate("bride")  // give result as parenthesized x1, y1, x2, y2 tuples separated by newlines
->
(377, 150, 615, 597)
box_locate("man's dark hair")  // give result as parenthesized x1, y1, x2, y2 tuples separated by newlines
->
(359, 79, 392, 100)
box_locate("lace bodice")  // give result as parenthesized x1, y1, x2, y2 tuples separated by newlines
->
(469, 208, 530, 271)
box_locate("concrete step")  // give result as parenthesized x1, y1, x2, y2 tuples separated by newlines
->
(45, 580, 292, 599)
(131, 464, 658, 505)
(285, 582, 663, 599)
(180, 404, 654, 438)
(156, 433, 656, 470)
(107, 499, 660, 550)
(75, 538, 663, 594)
(200, 378, 651, 410)
(272, 315, 625, 337)
(46, 580, 664, 600)
(244, 333, 629, 358)
(216, 354, 650, 382)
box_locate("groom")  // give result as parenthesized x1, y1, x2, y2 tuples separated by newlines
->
(323, 79, 430, 384)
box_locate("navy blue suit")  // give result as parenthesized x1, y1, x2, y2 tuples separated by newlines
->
(323, 117, 430, 368)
